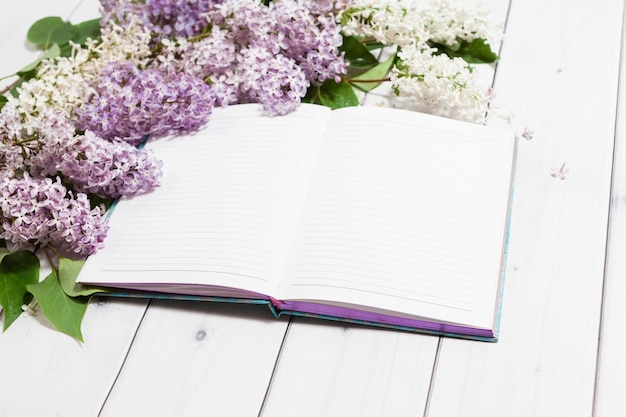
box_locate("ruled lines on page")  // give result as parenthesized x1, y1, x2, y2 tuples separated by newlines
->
(79, 104, 330, 295)
(283, 107, 514, 326)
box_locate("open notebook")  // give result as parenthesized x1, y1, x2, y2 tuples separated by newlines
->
(77, 103, 517, 341)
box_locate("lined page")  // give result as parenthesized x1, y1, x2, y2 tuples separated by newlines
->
(79, 104, 330, 296)
(280, 106, 515, 328)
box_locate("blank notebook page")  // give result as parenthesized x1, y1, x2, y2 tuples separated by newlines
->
(78, 104, 329, 296)
(281, 106, 515, 328)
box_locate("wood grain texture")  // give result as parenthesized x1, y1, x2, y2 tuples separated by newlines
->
(99, 300, 289, 417)
(427, 0, 623, 416)
(1, 0, 625, 416)
(0, 297, 149, 417)
(261, 318, 439, 417)
(594, 4, 626, 415)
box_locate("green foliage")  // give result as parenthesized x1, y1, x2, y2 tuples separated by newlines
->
(27, 16, 75, 49)
(349, 55, 396, 92)
(340, 35, 379, 69)
(319, 80, 360, 108)
(27, 16, 102, 57)
(28, 271, 89, 342)
(431, 38, 499, 64)
(304, 79, 360, 109)
(71, 18, 102, 46)
(0, 250, 39, 330)
(0, 249, 104, 340)
(58, 257, 107, 297)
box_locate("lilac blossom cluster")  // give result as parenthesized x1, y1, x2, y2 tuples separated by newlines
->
(76, 61, 216, 145)
(0, 105, 163, 255)
(341, 0, 502, 122)
(1, 107, 163, 199)
(150, 0, 347, 114)
(0, 173, 109, 256)
(57, 132, 164, 198)
(100, 0, 218, 38)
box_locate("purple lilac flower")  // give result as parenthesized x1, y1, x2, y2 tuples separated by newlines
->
(0, 106, 27, 177)
(100, 0, 219, 38)
(205, 0, 273, 46)
(155, 29, 237, 82)
(76, 61, 215, 145)
(56, 131, 164, 199)
(236, 46, 309, 115)
(210, 0, 347, 84)
(170, 0, 347, 113)
(4, 109, 163, 199)
(0, 173, 109, 256)
(101, 0, 347, 115)
(271, 1, 347, 84)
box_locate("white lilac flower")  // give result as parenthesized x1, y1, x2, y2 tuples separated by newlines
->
(10, 18, 152, 125)
(389, 45, 491, 123)
(340, 0, 502, 49)
(340, 0, 429, 47)
(341, 0, 499, 123)
(423, 0, 503, 49)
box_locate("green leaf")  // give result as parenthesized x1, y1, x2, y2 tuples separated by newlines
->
(42, 43, 62, 60)
(58, 257, 107, 297)
(318, 79, 360, 109)
(0, 250, 40, 331)
(71, 18, 102, 45)
(16, 59, 42, 75)
(15, 44, 62, 80)
(28, 272, 88, 342)
(364, 41, 385, 51)
(340, 35, 379, 68)
(432, 38, 499, 64)
(0, 95, 8, 111)
(350, 54, 396, 92)
(27, 16, 75, 49)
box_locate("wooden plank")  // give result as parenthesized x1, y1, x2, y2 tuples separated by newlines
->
(593, 5, 626, 415)
(99, 300, 289, 417)
(0, 297, 149, 416)
(427, 0, 623, 415)
(260, 319, 439, 416)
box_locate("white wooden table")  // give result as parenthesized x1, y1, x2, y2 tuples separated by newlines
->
(1, 0, 625, 415)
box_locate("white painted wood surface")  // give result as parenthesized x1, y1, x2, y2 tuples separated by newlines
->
(429, 1, 624, 417)
(1, 0, 625, 416)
